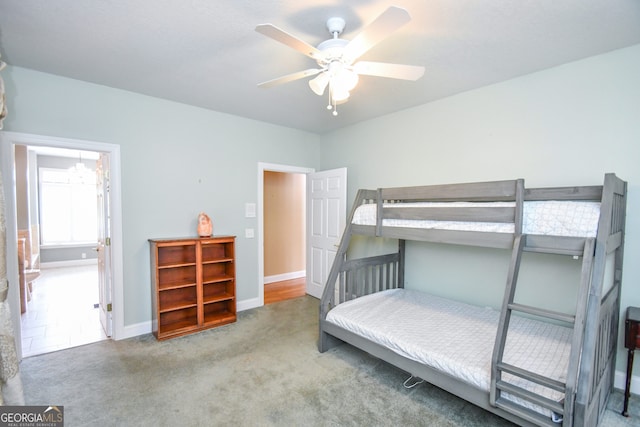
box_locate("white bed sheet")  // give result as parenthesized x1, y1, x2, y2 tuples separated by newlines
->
(351, 201, 601, 237)
(326, 289, 572, 417)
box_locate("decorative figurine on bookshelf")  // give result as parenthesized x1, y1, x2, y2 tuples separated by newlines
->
(197, 212, 212, 237)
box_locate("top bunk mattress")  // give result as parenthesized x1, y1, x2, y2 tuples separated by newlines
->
(351, 200, 601, 237)
(326, 288, 572, 418)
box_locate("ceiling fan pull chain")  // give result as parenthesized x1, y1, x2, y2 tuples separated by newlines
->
(327, 98, 338, 116)
(327, 81, 338, 116)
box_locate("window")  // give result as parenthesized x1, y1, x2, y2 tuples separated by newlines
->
(39, 167, 97, 245)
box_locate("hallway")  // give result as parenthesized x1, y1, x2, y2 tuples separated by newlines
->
(264, 277, 306, 305)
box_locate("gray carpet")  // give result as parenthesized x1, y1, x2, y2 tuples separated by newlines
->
(20, 296, 639, 426)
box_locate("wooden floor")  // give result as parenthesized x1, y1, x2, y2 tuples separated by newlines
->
(264, 277, 306, 305)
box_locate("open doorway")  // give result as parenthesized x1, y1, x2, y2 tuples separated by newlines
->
(257, 163, 314, 307)
(263, 170, 306, 304)
(0, 131, 124, 360)
(17, 145, 106, 356)
(257, 163, 347, 307)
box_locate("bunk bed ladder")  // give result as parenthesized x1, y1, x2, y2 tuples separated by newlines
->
(490, 234, 594, 426)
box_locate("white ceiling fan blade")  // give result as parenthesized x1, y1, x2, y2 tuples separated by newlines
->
(353, 61, 425, 81)
(256, 24, 323, 60)
(309, 72, 330, 96)
(343, 6, 411, 63)
(258, 69, 322, 88)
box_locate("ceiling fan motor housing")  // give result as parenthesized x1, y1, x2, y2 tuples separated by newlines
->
(317, 38, 349, 64)
(326, 17, 346, 35)
(316, 17, 350, 66)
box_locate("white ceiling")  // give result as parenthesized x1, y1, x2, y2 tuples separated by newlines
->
(1, 1, 639, 134)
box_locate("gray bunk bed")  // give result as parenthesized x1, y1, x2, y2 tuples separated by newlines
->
(319, 173, 627, 427)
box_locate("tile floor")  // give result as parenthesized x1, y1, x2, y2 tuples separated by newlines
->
(20, 264, 108, 357)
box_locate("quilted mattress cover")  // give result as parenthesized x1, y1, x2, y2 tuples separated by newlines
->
(351, 201, 601, 237)
(326, 289, 572, 418)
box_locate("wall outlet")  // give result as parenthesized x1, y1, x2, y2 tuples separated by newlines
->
(245, 228, 255, 239)
(81, 253, 87, 259)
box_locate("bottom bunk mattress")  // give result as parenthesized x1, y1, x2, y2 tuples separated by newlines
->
(325, 289, 572, 419)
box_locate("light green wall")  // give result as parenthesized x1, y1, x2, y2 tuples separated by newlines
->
(1, 66, 322, 326)
(320, 44, 640, 372)
(2, 44, 639, 375)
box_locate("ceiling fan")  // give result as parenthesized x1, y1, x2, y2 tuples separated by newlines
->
(256, 6, 425, 116)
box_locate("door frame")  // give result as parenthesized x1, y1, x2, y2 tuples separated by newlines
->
(0, 131, 124, 357)
(96, 153, 113, 337)
(255, 162, 314, 308)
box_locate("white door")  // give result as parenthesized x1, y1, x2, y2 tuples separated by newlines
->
(96, 153, 113, 337)
(306, 168, 347, 299)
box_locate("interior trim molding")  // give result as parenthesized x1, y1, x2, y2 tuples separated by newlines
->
(264, 270, 305, 284)
(0, 131, 125, 355)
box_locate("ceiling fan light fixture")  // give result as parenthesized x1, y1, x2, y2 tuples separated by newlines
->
(309, 63, 358, 101)
(309, 72, 330, 96)
(333, 67, 358, 92)
(330, 87, 350, 103)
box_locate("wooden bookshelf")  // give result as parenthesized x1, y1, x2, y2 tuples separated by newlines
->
(149, 236, 236, 340)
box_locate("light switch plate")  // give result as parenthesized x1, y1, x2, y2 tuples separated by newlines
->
(245, 203, 256, 218)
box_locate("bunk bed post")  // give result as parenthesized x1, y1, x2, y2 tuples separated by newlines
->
(514, 179, 524, 235)
(318, 222, 351, 352)
(375, 188, 383, 237)
(398, 239, 405, 288)
(319, 189, 370, 352)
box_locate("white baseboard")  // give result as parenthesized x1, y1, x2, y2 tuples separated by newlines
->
(41, 258, 98, 269)
(116, 320, 152, 340)
(264, 270, 305, 284)
(237, 296, 262, 312)
(614, 369, 640, 395)
(116, 297, 264, 341)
